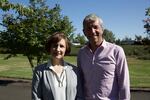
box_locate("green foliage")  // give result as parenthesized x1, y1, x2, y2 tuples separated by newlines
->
(103, 29, 116, 43)
(143, 7, 150, 35)
(145, 7, 150, 16)
(75, 33, 86, 45)
(71, 44, 150, 60)
(69, 45, 81, 56)
(121, 45, 150, 60)
(0, 0, 74, 70)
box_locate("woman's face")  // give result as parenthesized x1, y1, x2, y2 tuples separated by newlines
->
(50, 38, 66, 60)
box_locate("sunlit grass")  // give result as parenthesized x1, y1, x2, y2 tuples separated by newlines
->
(127, 57, 150, 87)
(0, 54, 150, 88)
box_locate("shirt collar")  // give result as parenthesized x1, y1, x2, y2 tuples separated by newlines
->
(47, 60, 68, 70)
(101, 39, 107, 48)
(86, 39, 107, 49)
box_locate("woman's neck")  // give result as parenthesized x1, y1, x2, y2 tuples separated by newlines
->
(51, 58, 64, 66)
(51, 58, 64, 74)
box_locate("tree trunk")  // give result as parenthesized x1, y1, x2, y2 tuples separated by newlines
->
(27, 55, 34, 72)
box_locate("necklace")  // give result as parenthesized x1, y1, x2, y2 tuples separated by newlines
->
(50, 65, 66, 87)
(55, 70, 65, 87)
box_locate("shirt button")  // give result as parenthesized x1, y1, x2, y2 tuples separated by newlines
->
(92, 94, 96, 99)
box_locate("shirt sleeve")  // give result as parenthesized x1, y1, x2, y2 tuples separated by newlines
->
(32, 68, 42, 100)
(115, 46, 130, 100)
(76, 51, 85, 100)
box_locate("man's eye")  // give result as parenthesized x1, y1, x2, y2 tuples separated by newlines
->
(94, 26, 98, 29)
(86, 27, 91, 30)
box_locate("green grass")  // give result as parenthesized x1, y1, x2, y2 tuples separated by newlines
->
(127, 57, 150, 88)
(0, 54, 77, 79)
(0, 54, 32, 79)
(64, 56, 77, 65)
(0, 54, 150, 88)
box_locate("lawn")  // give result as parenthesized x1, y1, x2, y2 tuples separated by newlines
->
(0, 54, 150, 88)
(127, 57, 150, 88)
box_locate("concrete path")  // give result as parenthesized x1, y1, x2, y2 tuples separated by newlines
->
(0, 78, 31, 100)
(0, 78, 150, 100)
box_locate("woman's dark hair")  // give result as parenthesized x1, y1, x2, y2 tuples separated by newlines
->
(45, 32, 71, 55)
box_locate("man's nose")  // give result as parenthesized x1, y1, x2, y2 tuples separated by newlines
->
(91, 28, 96, 33)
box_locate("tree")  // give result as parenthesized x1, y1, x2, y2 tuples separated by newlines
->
(103, 29, 116, 43)
(0, 0, 74, 71)
(143, 7, 150, 56)
(75, 33, 86, 45)
(134, 35, 143, 45)
(143, 7, 150, 36)
(115, 38, 121, 45)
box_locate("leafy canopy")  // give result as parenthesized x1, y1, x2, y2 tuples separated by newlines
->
(0, 0, 74, 70)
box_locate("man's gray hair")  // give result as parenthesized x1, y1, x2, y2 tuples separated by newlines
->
(83, 13, 104, 29)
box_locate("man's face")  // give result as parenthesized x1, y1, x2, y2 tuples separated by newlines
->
(83, 19, 103, 46)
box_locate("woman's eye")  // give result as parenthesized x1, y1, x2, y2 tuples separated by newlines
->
(60, 44, 65, 48)
(52, 44, 57, 48)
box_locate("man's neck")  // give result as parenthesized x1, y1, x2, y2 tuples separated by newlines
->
(89, 39, 103, 53)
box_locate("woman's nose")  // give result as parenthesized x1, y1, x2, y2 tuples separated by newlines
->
(56, 46, 60, 51)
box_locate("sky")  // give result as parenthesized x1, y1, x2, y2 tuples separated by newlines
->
(1, 0, 150, 40)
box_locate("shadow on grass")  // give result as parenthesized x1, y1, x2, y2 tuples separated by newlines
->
(0, 77, 32, 86)
(0, 80, 14, 86)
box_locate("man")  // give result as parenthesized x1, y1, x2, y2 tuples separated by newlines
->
(77, 14, 130, 100)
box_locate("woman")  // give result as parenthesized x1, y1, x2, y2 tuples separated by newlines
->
(32, 32, 83, 100)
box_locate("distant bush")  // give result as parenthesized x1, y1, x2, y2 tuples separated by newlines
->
(121, 45, 150, 60)
(138, 54, 150, 60)
(1, 45, 150, 60)
(0, 48, 8, 54)
(69, 45, 82, 56)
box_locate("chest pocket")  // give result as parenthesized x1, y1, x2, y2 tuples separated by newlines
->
(96, 60, 116, 78)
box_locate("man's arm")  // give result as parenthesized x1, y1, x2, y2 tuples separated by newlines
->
(115, 47, 130, 100)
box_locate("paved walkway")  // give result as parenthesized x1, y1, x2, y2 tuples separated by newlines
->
(0, 78, 31, 100)
(0, 77, 150, 100)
